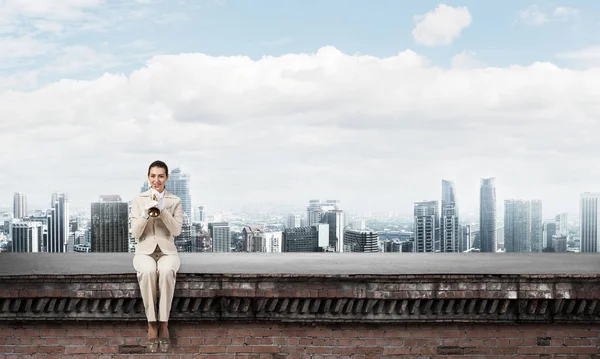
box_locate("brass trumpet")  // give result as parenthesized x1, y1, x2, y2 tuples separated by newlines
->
(148, 194, 161, 218)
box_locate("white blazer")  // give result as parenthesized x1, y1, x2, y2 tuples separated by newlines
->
(130, 189, 183, 255)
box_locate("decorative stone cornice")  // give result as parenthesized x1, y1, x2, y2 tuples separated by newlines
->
(1, 272, 599, 324)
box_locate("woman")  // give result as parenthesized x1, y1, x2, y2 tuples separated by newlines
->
(131, 160, 183, 353)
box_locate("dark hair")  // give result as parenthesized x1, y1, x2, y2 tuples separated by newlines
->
(148, 160, 169, 177)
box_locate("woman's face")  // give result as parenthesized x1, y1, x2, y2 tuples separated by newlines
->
(148, 166, 168, 192)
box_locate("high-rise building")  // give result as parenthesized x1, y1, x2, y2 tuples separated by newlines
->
(530, 200, 543, 252)
(11, 221, 43, 252)
(320, 210, 345, 252)
(462, 224, 473, 251)
(209, 222, 230, 253)
(504, 199, 531, 253)
(580, 193, 600, 253)
(479, 178, 497, 253)
(441, 180, 460, 252)
(287, 214, 302, 228)
(90, 195, 129, 253)
(197, 205, 206, 222)
(282, 226, 320, 252)
(441, 204, 460, 252)
(343, 229, 379, 253)
(306, 200, 339, 226)
(543, 221, 557, 249)
(242, 226, 263, 252)
(47, 193, 69, 253)
(414, 201, 439, 253)
(555, 212, 569, 236)
(13, 193, 27, 219)
(552, 235, 568, 252)
(166, 168, 191, 220)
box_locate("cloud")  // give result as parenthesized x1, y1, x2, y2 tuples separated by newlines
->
(1, 46, 599, 217)
(517, 5, 549, 26)
(412, 4, 472, 47)
(517, 5, 579, 26)
(556, 46, 600, 68)
(451, 50, 483, 69)
(0, 70, 39, 92)
(0, 36, 57, 61)
(553, 6, 579, 22)
(557, 46, 600, 60)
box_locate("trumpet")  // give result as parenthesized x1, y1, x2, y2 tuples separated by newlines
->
(148, 194, 161, 218)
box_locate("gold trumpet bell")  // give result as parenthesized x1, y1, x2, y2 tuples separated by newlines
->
(148, 194, 161, 218)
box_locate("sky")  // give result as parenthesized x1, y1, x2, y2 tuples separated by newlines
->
(1, 0, 600, 218)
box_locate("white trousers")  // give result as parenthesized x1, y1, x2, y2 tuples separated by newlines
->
(133, 246, 180, 322)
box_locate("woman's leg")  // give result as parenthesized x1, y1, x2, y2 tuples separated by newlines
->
(133, 254, 159, 325)
(156, 254, 181, 324)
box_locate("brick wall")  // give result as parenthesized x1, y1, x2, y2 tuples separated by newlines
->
(1, 321, 599, 358)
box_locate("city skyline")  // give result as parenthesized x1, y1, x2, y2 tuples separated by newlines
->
(1, 1, 600, 216)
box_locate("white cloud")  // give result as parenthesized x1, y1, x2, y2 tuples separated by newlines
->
(0, 36, 57, 60)
(0, 70, 39, 92)
(556, 46, 600, 68)
(557, 46, 600, 60)
(451, 50, 483, 69)
(1, 47, 600, 217)
(553, 6, 579, 22)
(517, 5, 579, 26)
(518, 5, 549, 26)
(412, 4, 471, 46)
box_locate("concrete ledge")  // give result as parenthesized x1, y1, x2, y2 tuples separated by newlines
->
(1, 252, 600, 275)
(1, 253, 600, 324)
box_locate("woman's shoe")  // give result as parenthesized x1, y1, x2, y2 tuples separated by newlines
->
(159, 337, 170, 353)
(147, 338, 159, 353)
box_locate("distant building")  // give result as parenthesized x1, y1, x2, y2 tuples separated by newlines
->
(209, 222, 230, 253)
(344, 229, 378, 253)
(91, 195, 128, 253)
(441, 180, 460, 252)
(479, 178, 497, 253)
(13, 193, 27, 219)
(414, 201, 439, 253)
(580, 193, 600, 253)
(504, 199, 531, 253)
(287, 214, 302, 229)
(552, 235, 568, 253)
(11, 220, 42, 253)
(530, 200, 543, 252)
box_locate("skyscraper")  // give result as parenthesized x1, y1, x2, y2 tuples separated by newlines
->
(91, 195, 129, 253)
(197, 205, 206, 222)
(479, 178, 497, 253)
(504, 199, 531, 253)
(580, 193, 600, 253)
(287, 214, 301, 228)
(320, 210, 345, 252)
(47, 193, 69, 253)
(414, 201, 439, 253)
(555, 213, 569, 236)
(441, 179, 460, 252)
(530, 200, 543, 252)
(11, 221, 42, 252)
(13, 193, 27, 219)
(209, 222, 230, 253)
(306, 200, 339, 226)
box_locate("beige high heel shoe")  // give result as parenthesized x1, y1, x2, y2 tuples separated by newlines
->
(159, 337, 170, 352)
(147, 338, 159, 353)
